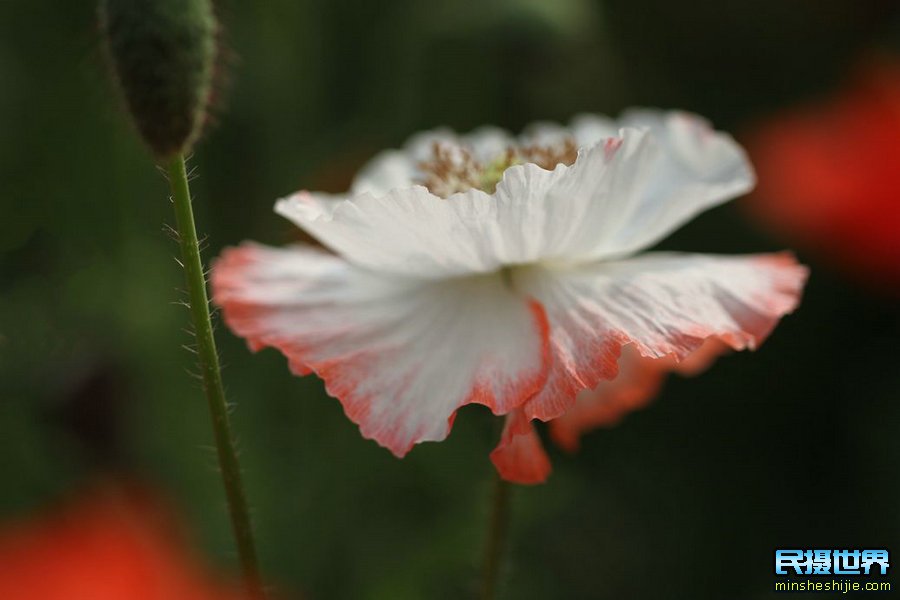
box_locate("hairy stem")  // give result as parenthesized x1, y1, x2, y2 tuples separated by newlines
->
(166, 154, 263, 598)
(481, 474, 512, 600)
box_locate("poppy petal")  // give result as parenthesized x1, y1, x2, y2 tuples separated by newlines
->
(490, 409, 552, 485)
(212, 243, 551, 457)
(514, 252, 807, 422)
(273, 112, 754, 279)
(548, 339, 730, 452)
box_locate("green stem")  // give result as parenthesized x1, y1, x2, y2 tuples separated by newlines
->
(480, 474, 512, 600)
(166, 154, 263, 598)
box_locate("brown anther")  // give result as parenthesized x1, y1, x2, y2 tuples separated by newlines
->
(416, 141, 482, 198)
(415, 136, 580, 198)
(518, 137, 579, 170)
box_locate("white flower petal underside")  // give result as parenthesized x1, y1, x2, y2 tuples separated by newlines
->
(513, 252, 808, 421)
(529, 111, 755, 263)
(275, 186, 502, 278)
(490, 128, 655, 265)
(273, 132, 641, 278)
(590, 110, 756, 258)
(211, 243, 551, 456)
(276, 111, 754, 279)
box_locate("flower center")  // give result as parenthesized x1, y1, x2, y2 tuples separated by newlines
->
(416, 138, 579, 198)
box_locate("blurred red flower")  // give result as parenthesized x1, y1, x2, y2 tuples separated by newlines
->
(745, 59, 900, 289)
(0, 483, 242, 600)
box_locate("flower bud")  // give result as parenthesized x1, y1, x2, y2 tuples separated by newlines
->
(100, 0, 217, 159)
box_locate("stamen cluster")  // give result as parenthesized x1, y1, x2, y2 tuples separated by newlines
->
(417, 138, 579, 197)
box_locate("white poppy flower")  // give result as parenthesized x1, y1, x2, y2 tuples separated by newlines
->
(211, 109, 808, 483)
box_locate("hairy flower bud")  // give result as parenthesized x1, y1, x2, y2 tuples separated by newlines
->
(100, 0, 217, 159)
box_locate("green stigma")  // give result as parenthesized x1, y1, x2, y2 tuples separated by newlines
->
(478, 152, 522, 194)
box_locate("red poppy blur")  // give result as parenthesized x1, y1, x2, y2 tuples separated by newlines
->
(0, 483, 242, 600)
(745, 59, 900, 289)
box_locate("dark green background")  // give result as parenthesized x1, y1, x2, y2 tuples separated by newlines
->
(1, 1, 898, 598)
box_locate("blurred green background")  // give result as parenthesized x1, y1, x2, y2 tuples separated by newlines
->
(1, 1, 899, 598)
